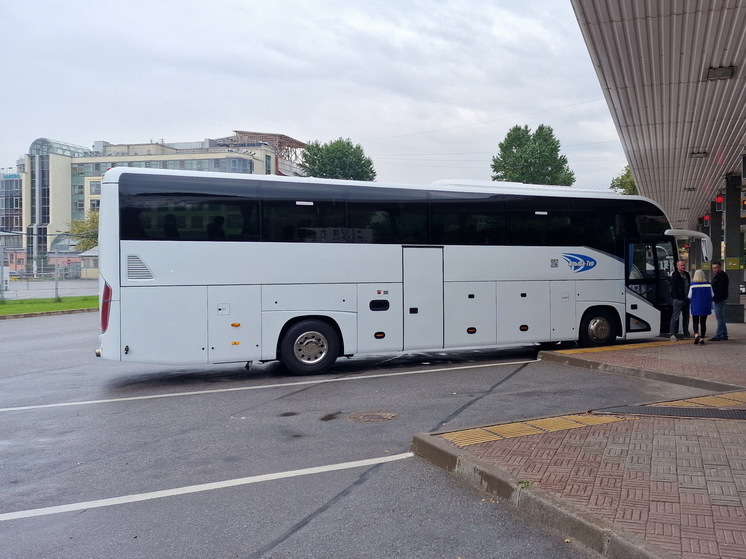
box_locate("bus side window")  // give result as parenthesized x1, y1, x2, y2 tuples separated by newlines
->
(348, 206, 394, 243)
(163, 214, 180, 239)
(121, 209, 148, 239)
(392, 202, 428, 243)
(207, 216, 226, 240)
(238, 202, 260, 241)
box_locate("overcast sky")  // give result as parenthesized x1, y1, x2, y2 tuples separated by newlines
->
(0, 0, 626, 188)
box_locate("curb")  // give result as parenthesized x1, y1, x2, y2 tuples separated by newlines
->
(411, 432, 680, 559)
(538, 350, 743, 392)
(0, 307, 98, 321)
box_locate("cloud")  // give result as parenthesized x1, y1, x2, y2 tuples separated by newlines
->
(0, 0, 624, 188)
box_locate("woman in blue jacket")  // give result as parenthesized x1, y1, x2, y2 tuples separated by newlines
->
(688, 269, 713, 345)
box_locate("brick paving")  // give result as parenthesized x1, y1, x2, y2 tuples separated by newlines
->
(551, 323, 746, 389)
(416, 322, 746, 558)
(458, 415, 746, 558)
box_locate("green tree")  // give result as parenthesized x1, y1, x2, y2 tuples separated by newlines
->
(610, 165, 638, 195)
(300, 137, 377, 181)
(68, 211, 99, 251)
(491, 124, 575, 185)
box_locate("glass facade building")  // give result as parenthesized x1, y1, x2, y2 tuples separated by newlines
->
(0, 132, 306, 276)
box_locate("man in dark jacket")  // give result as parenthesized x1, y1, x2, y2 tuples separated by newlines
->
(669, 260, 691, 340)
(710, 261, 729, 341)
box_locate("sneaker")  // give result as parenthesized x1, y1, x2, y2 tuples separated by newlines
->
(683, 334, 692, 339)
(721, 337, 729, 341)
(670, 335, 678, 341)
(709, 337, 722, 341)
(699, 339, 705, 345)
(694, 334, 700, 345)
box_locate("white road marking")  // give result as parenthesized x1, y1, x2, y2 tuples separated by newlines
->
(0, 452, 414, 522)
(0, 359, 535, 413)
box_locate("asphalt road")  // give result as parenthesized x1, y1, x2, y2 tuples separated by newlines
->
(0, 312, 712, 558)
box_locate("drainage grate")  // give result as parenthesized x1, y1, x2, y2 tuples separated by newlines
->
(597, 406, 746, 420)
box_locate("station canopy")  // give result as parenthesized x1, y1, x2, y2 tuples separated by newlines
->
(571, 0, 746, 230)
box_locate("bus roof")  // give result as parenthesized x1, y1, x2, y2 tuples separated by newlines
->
(104, 167, 660, 207)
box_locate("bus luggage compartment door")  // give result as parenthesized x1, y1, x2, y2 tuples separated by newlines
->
(550, 280, 577, 341)
(403, 247, 444, 351)
(496, 281, 551, 344)
(120, 286, 208, 364)
(207, 285, 261, 363)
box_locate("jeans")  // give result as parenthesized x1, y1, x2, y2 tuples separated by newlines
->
(713, 300, 728, 338)
(669, 298, 689, 336)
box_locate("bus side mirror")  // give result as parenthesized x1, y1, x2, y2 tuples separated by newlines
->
(701, 237, 710, 262)
(664, 229, 712, 263)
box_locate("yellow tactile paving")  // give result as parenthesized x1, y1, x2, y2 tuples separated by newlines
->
(484, 423, 543, 438)
(438, 389, 746, 449)
(440, 414, 630, 447)
(440, 429, 502, 446)
(720, 391, 746, 403)
(691, 395, 746, 407)
(526, 417, 589, 432)
(563, 414, 626, 426)
(556, 346, 626, 354)
(556, 340, 685, 354)
(656, 392, 746, 408)
(656, 399, 710, 407)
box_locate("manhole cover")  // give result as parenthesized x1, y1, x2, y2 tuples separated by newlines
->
(347, 411, 399, 423)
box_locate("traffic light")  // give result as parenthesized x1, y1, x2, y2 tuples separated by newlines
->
(716, 195, 723, 211)
(703, 214, 711, 228)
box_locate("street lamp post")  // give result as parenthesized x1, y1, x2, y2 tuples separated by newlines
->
(0, 241, 5, 303)
(53, 245, 60, 301)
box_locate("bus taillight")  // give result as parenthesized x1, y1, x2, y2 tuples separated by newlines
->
(101, 282, 112, 333)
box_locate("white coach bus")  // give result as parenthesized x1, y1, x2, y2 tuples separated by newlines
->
(96, 168, 703, 374)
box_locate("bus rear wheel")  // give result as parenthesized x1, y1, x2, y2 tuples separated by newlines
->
(579, 309, 616, 347)
(280, 320, 339, 375)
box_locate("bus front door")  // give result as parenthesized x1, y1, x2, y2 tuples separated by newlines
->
(626, 240, 675, 334)
(403, 247, 444, 351)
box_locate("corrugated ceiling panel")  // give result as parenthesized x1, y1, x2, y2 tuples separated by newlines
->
(572, 0, 746, 228)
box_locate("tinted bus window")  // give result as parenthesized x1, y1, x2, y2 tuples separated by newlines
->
(260, 182, 346, 242)
(119, 173, 261, 241)
(505, 195, 573, 246)
(348, 186, 429, 244)
(118, 172, 669, 250)
(570, 198, 623, 255)
(431, 191, 507, 245)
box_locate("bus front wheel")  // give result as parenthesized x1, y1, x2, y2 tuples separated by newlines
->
(280, 320, 339, 375)
(579, 309, 616, 347)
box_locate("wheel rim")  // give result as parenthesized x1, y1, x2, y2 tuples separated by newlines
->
(587, 317, 611, 343)
(293, 331, 328, 364)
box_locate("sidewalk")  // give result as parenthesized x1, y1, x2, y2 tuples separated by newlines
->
(413, 323, 746, 559)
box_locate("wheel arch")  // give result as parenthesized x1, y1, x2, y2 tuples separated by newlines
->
(578, 305, 622, 346)
(275, 314, 345, 360)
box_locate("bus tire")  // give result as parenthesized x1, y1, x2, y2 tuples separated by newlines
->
(280, 320, 339, 375)
(578, 309, 616, 347)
